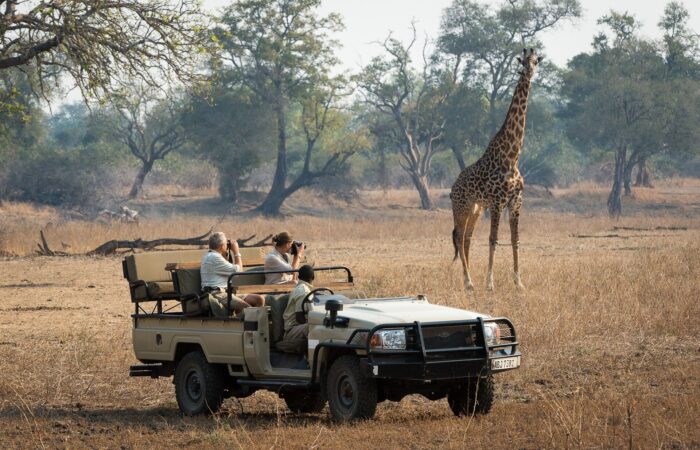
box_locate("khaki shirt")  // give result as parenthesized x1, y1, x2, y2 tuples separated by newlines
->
(283, 280, 313, 331)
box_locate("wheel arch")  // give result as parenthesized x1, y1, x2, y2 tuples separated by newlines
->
(315, 346, 360, 385)
(173, 340, 205, 364)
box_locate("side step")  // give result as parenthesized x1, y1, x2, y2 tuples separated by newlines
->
(236, 379, 313, 390)
(129, 364, 163, 378)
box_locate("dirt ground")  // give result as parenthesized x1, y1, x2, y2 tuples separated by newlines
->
(0, 182, 699, 449)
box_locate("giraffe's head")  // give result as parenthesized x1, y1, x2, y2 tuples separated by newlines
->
(516, 48, 542, 78)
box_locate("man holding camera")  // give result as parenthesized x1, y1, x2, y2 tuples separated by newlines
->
(264, 231, 305, 285)
(201, 232, 265, 316)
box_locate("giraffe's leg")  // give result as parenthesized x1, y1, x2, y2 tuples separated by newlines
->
(509, 193, 526, 290)
(486, 207, 502, 291)
(453, 202, 477, 291)
(462, 204, 483, 290)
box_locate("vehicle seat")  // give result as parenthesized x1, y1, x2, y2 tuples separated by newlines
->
(266, 294, 291, 350)
(123, 249, 207, 302)
(171, 268, 211, 316)
(230, 265, 267, 287)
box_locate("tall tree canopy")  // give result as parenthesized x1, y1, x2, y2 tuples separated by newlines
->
(356, 27, 460, 209)
(561, 9, 700, 216)
(109, 88, 189, 199)
(438, 0, 581, 130)
(217, 0, 347, 215)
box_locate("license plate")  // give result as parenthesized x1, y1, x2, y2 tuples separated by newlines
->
(491, 356, 520, 370)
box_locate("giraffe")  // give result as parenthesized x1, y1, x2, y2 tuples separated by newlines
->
(450, 48, 541, 292)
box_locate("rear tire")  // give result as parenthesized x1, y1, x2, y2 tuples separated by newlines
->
(326, 355, 377, 422)
(174, 350, 226, 415)
(448, 375, 494, 416)
(281, 390, 326, 413)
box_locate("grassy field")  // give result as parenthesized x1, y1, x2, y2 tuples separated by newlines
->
(0, 181, 699, 449)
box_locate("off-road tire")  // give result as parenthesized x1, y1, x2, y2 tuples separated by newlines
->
(448, 375, 494, 416)
(281, 390, 326, 413)
(326, 355, 377, 422)
(174, 350, 226, 416)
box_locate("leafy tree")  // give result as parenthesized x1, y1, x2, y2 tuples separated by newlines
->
(561, 11, 685, 216)
(658, 1, 699, 79)
(216, 0, 346, 215)
(0, 0, 208, 104)
(108, 88, 189, 199)
(440, 82, 490, 171)
(356, 27, 460, 209)
(438, 0, 581, 131)
(183, 81, 275, 203)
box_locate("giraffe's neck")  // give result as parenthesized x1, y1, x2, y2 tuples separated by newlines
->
(490, 73, 533, 165)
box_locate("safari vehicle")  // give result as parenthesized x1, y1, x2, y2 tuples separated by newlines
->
(123, 249, 521, 422)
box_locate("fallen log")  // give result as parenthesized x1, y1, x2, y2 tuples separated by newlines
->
(86, 230, 273, 255)
(612, 226, 687, 231)
(36, 228, 275, 257)
(87, 228, 214, 256)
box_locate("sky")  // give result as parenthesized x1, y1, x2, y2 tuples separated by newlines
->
(203, 0, 700, 70)
(54, 0, 700, 107)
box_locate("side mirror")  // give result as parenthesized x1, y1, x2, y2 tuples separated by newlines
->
(325, 299, 344, 329)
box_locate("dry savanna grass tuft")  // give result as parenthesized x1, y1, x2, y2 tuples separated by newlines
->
(0, 180, 699, 448)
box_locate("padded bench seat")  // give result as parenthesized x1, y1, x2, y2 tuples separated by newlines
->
(123, 247, 268, 303)
(123, 249, 208, 302)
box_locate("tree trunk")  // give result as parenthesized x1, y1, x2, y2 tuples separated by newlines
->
(634, 157, 653, 188)
(451, 147, 466, 171)
(623, 151, 638, 196)
(379, 146, 389, 192)
(607, 145, 626, 218)
(410, 172, 433, 210)
(218, 168, 239, 204)
(258, 90, 288, 216)
(623, 161, 633, 196)
(129, 160, 154, 200)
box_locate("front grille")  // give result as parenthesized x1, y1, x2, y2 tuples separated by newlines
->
(421, 324, 476, 350)
(497, 321, 514, 339)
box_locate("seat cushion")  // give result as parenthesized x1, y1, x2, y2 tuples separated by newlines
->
(267, 294, 290, 343)
(147, 281, 175, 298)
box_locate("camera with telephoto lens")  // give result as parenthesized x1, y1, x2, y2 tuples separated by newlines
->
(290, 240, 305, 256)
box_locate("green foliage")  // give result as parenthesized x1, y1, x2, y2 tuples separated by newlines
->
(215, 0, 347, 214)
(183, 82, 276, 201)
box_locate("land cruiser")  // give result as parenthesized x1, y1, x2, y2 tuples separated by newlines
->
(123, 248, 521, 422)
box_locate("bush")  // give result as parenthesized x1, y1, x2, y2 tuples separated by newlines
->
(1, 149, 117, 209)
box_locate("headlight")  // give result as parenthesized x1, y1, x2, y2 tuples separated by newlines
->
(483, 323, 500, 346)
(370, 329, 406, 350)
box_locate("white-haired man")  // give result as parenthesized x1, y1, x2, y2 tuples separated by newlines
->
(201, 231, 265, 316)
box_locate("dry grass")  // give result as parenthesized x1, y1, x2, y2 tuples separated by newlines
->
(0, 182, 699, 449)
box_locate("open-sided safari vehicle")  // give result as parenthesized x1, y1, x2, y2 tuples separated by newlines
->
(123, 249, 521, 422)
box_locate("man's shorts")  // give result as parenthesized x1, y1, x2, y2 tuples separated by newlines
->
(209, 291, 248, 318)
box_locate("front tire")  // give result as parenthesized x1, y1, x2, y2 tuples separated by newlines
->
(448, 375, 494, 416)
(326, 355, 377, 422)
(174, 350, 226, 415)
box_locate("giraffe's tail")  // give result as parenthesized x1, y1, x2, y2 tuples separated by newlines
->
(452, 228, 459, 262)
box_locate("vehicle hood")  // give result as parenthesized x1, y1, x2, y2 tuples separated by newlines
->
(337, 298, 488, 327)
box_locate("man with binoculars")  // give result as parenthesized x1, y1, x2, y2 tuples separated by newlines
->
(264, 231, 305, 285)
(200, 232, 265, 315)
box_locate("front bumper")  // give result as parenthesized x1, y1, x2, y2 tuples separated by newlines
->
(355, 318, 521, 381)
